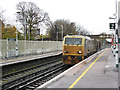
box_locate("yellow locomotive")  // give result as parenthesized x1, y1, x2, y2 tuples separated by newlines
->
(62, 35, 97, 65)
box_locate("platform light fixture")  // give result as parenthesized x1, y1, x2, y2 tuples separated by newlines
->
(16, 11, 27, 56)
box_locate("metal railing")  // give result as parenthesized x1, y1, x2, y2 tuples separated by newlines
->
(1, 40, 62, 59)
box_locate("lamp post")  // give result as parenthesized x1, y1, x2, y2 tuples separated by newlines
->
(42, 28, 44, 54)
(109, 0, 118, 69)
(15, 20, 18, 57)
(61, 25, 63, 41)
(0, 21, 2, 59)
(16, 11, 26, 56)
(109, 16, 118, 68)
(54, 25, 58, 51)
(118, 1, 120, 90)
(109, 17, 116, 55)
(114, 0, 119, 68)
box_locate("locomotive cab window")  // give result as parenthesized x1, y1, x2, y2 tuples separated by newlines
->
(65, 38, 82, 45)
(73, 38, 82, 45)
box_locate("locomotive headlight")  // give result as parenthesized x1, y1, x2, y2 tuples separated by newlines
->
(64, 51, 68, 53)
(78, 51, 82, 54)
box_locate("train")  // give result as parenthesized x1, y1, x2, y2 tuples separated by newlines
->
(62, 35, 101, 65)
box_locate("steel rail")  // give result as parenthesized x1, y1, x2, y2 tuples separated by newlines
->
(18, 64, 67, 90)
(2, 58, 62, 79)
(2, 63, 67, 90)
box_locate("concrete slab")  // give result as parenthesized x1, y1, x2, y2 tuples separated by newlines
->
(0, 51, 62, 66)
(38, 48, 118, 89)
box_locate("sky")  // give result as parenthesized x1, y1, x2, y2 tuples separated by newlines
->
(0, 0, 119, 35)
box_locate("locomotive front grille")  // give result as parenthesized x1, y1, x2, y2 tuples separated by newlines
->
(63, 55, 82, 61)
(63, 45, 84, 55)
(71, 55, 75, 58)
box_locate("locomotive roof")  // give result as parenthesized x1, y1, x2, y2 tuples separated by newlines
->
(65, 35, 91, 39)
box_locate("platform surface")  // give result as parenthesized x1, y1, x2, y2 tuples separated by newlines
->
(38, 48, 118, 89)
(0, 51, 62, 66)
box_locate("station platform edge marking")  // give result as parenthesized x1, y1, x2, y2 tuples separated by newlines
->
(67, 49, 107, 90)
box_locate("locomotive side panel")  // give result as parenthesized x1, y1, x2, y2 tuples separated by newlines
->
(89, 40, 97, 54)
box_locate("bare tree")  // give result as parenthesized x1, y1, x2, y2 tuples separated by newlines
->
(0, 8, 5, 22)
(47, 19, 77, 40)
(16, 1, 50, 40)
(16, 1, 27, 36)
(76, 24, 90, 35)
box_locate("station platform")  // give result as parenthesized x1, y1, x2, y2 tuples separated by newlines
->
(0, 51, 62, 66)
(36, 48, 118, 90)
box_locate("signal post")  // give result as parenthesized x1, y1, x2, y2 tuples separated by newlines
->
(118, 1, 120, 89)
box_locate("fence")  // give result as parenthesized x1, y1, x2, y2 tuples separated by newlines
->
(0, 39, 63, 59)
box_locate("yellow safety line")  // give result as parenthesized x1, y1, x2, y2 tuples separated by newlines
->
(67, 50, 106, 90)
(3, 57, 25, 63)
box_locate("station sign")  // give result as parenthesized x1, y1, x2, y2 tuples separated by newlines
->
(7, 38, 16, 41)
(109, 23, 115, 29)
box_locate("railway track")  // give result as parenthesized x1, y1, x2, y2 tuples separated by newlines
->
(2, 58, 62, 79)
(2, 58, 70, 90)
